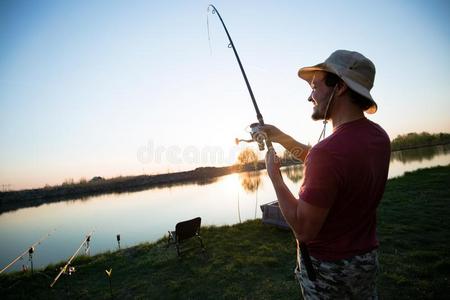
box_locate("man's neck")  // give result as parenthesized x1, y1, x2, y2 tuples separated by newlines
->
(331, 108, 365, 129)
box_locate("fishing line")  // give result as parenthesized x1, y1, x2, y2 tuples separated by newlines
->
(207, 4, 268, 136)
(206, 7, 213, 55)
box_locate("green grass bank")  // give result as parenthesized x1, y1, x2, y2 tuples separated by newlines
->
(1, 165, 449, 299)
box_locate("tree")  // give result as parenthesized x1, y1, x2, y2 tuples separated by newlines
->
(391, 132, 450, 151)
(236, 148, 259, 168)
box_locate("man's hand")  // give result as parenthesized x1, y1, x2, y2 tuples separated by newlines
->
(259, 124, 286, 144)
(261, 124, 310, 163)
(265, 148, 282, 183)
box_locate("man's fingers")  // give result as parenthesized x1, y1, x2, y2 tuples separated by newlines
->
(260, 125, 273, 136)
(260, 124, 284, 144)
(265, 150, 274, 166)
(266, 149, 280, 164)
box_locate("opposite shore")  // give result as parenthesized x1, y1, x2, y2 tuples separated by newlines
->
(1, 141, 449, 214)
(0, 159, 299, 214)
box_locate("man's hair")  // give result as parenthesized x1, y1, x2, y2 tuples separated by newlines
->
(324, 73, 373, 111)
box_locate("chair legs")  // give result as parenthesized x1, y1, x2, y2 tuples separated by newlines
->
(170, 236, 205, 257)
(167, 226, 206, 257)
(167, 231, 174, 249)
(197, 235, 205, 252)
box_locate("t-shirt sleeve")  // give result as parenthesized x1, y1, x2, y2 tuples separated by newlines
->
(299, 147, 340, 208)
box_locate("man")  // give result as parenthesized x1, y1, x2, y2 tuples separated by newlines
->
(263, 50, 390, 299)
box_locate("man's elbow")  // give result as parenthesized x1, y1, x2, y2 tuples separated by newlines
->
(292, 199, 329, 242)
(292, 226, 319, 242)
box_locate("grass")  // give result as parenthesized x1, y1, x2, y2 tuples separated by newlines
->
(1, 165, 449, 299)
(376, 165, 450, 299)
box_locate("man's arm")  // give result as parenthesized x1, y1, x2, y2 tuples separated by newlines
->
(260, 125, 311, 162)
(277, 133, 311, 163)
(266, 150, 329, 241)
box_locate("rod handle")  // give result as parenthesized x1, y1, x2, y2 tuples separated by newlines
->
(299, 242, 316, 281)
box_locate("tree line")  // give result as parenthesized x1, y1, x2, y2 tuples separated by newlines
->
(237, 131, 450, 162)
(391, 132, 450, 151)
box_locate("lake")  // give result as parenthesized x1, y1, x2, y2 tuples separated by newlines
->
(1, 144, 449, 273)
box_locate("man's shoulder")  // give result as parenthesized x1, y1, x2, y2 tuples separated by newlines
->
(334, 118, 389, 141)
(365, 119, 389, 138)
(306, 143, 336, 165)
(312, 118, 390, 154)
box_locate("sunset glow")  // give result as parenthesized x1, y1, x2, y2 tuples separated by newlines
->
(1, 0, 449, 190)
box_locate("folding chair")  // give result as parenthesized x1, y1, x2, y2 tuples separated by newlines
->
(167, 217, 205, 256)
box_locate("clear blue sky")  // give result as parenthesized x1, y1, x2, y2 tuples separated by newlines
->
(1, 0, 449, 190)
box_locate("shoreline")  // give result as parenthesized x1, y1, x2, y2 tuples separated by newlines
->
(391, 141, 450, 152)
(0, 160, 300, 214)
(1, 142, 448, 214)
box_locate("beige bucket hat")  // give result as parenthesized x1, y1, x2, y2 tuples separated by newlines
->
(298, 50, 378, 114)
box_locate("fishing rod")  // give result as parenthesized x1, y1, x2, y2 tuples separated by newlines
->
(0, 228, 56, 274)
(207, 4, 316, 281)
(207, 4, 272, 151)
(50, 230, 94, 288)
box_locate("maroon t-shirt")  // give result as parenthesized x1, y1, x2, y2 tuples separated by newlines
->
(299, 117, 390, 261)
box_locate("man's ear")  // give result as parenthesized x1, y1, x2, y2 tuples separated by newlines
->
(336, 81, 348, 96)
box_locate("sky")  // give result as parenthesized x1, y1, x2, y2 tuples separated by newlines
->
(0, 0, 449, 190)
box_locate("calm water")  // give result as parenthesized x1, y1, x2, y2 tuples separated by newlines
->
(1, 145, 449, 273)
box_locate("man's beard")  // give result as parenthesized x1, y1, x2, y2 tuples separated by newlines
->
(311, 105, 325, 121)
(311, 90, 336, 121)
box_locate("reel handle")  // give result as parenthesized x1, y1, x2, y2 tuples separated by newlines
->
(249, 123, 274, 151)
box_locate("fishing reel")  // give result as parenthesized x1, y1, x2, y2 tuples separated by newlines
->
(235, 123, 268, 151)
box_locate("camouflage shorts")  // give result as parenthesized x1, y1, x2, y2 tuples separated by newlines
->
(294, 249, 379, 300)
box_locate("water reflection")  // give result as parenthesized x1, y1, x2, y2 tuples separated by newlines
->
(390, 144, 450, 164)
(239, 171, 262, 193)
(1, 173, 221, 215)
(239, 171, 263, 219)
(282, 164, 304, 183)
